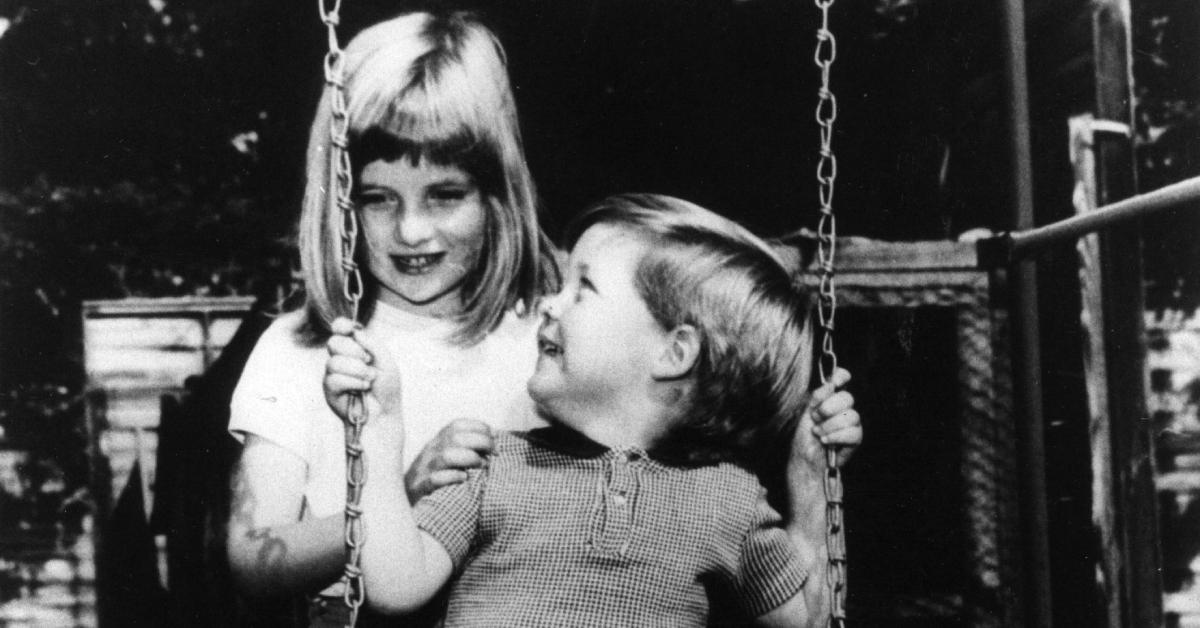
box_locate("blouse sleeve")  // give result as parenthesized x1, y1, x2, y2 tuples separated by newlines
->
(731, 489, 810, 618)
(228, 312, 327, 462)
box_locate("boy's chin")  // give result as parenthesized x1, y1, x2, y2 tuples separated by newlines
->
(527, 386, 570, 427)
(527, 385, 558, 418)
(526, 373, 556, 405)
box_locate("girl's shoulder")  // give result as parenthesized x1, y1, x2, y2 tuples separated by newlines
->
(255, 309, 315, 350)
(241, 309, 325, 372)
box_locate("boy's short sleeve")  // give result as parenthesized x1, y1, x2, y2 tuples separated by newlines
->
(732, 491, 810, 618)
(413, 468, 487, 569)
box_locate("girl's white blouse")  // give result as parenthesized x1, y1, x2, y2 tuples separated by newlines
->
(229, 301, 543, 519)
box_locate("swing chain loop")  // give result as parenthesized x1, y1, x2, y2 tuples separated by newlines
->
(813, 0, 846, 625)
(320, 0, 367, 625)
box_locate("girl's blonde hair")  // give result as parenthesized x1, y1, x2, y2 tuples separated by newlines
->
(298, 11, 559, 345)
(565, 194, 814, 467)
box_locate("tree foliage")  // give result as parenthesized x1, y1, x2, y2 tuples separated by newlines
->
(1133, 0, 1200, 309)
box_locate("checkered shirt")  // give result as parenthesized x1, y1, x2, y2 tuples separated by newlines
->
(413, 425, 808, 627)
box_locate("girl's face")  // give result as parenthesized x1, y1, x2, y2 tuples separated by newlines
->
(356, 157, 487, 318)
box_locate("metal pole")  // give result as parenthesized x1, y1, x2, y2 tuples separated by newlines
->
(1000, 0, 1053, 625)
(994, 174, 1200, 261)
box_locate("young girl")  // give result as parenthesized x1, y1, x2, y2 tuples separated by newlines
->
(225, 11, 558, 621)
(227, 9, 859, 626)
(325, 194, 859, 626)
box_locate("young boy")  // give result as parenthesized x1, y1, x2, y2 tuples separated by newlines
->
(325, 194, 859, 626)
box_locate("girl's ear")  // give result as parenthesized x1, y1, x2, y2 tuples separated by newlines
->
(652, 324, 700, 381)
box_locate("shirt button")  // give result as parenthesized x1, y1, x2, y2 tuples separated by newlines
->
(612, 493, 628, 506)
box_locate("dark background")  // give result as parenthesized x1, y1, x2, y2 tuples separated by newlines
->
(0, 0, 1197, 389)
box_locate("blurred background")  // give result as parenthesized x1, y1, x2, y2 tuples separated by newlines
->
(0, 0, 1198, 626)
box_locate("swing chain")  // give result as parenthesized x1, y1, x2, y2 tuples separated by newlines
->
(320, 1, 367, 626)
(813, 0, 846, 626)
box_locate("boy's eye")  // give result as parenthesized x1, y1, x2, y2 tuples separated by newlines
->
(574, 276, 596, 302)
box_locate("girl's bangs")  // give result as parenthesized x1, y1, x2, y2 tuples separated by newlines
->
(349, 71, 503, 184)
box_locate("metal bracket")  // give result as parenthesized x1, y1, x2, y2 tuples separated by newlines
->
(976, 233, 1015, 269)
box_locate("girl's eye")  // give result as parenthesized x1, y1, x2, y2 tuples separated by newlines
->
(355, 191, 395, 212)
(429, 187, 472, 206)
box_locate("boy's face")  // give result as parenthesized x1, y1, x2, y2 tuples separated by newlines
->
(527, 224, 667, 426)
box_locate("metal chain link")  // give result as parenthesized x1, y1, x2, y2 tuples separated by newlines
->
(813, 0, 847, 626)
(318, 1, 367, 626)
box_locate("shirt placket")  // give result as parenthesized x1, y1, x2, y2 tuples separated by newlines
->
(587, 447, 646, 559)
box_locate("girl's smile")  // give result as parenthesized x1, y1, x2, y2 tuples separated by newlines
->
(392, 252, 447, 274)
(357, 158, 487, 317)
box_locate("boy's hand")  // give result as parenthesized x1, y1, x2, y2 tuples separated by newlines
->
(404, 419, 494, 503)
(792, 367, 861, 475)
(324, 317, 403, 422)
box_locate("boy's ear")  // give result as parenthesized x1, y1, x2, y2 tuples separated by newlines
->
(652, 324, 700, 381)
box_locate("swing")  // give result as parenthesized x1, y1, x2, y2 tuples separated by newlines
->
(316, 1, 847, 625)
(317, 1, 368, 626)
(812, 4, 848, 626)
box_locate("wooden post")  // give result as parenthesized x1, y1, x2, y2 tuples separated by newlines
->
(1086, 2, 1164, 625)
(1070, 113, 1122, 628)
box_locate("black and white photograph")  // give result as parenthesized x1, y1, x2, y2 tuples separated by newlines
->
(0, 0, 1198, 626)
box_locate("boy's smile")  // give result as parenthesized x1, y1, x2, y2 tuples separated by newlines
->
(527, 224, 669, 442)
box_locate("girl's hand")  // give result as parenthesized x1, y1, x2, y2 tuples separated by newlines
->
(324, 317, 403, 421)
(791, 368, 861, 476)
(405, 419, 494, 503)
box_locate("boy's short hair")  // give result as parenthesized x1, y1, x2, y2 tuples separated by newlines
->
(565, 194, 814, 467)
(298, 11, 558, 346)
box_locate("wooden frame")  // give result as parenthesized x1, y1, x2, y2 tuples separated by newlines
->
(782, 238, 1023, 626)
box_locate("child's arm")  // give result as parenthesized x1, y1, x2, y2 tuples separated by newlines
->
(755, 591, 814, 628)
(356, 423, 456, 614)
(763, 367, 860, 626)
(731, 486, 822, 628)
(324, 319, 455, 613)
(751, 479, 825, 628)
(750, 462, 829, 628)
(226, 435, 349, 595)
(327, 319, 495, 504)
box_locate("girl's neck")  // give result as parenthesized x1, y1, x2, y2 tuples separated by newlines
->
(376, 291, 464, 320)
(370, 298, 460, 332)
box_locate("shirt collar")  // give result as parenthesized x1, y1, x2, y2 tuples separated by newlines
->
(522, 422, 709, 468)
